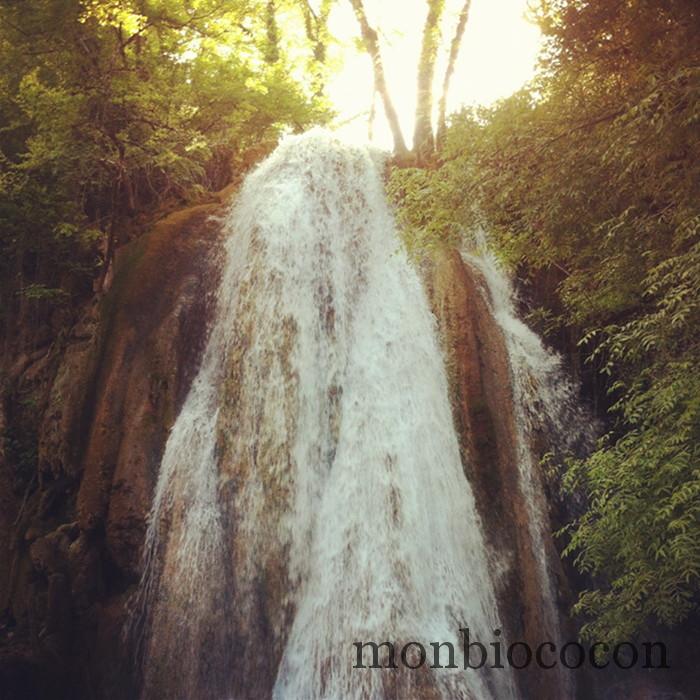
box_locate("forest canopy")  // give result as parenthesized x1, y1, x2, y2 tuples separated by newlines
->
(0, 0, 330, 325)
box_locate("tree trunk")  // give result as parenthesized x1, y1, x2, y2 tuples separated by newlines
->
(301, 0, 332, 63)
(436, 0, 471, 145)
(413, 0, 446, 163)
(349, 0, 408, 158)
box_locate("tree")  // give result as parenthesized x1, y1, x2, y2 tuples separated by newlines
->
(413, 0, 445, 162)
(350, 0, 472, 161)
(436, 0, 471, 144)
(0, 0, 329, 342)
(349, 0, 408, 157)
(300, 0, 333, 95)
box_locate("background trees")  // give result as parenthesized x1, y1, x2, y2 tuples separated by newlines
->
(0, 0, 330, 342)
(390, 0, 700, 645)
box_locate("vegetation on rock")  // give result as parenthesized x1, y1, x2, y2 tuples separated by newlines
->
(1, 0, 698, 669)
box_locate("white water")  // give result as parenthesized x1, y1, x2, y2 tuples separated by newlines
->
(131, 131, 525, 699)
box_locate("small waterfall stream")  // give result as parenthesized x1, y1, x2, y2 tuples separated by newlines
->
(130, 131, 588, 700)
(463, 241, 596, 699)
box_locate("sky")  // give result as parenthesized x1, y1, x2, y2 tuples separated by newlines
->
(323, 0, 542, 148)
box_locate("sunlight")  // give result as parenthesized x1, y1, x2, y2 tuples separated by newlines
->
(326, 0, 542, 149)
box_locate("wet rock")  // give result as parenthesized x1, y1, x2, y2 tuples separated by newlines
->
(38, 303, 100, 481)
(424, 248, 572, 700)
(77, 201, 225, 580)
(29, 526, 74, 576)
(602, 679, 687, 700)
(0, 190, 230, 699)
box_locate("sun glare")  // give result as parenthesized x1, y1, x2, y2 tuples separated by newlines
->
(326, 0, 542, 149)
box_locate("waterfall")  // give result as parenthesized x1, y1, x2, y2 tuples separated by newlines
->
(129, 130, 587, 699)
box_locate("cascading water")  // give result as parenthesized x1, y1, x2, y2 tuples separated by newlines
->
(462, 239, 596, 699)
(463, 238, 594, 458)
(129, 130, 588, 700)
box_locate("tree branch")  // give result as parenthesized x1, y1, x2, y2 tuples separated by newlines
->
(349, 0, 408, 157)
(414, 0, 445, 163)
(436, 0, 471, 145)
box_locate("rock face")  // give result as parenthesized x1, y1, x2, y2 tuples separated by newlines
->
(1, 190, 688, 699)
(0, 201, 581, 699)
(424, 249, 576, 700)
(0, 195, 227, 699)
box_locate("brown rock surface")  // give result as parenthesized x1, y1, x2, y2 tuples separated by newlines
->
(0, 194, 228, 699)
(424, 248, 573, 700)
(2, 203, 660, 699)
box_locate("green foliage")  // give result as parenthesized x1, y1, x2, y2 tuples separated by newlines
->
(19, 283, 71, 302)
(390, 0, 700, 643)
(387, 166, 463, 255)
(562, 234, 700, 645)
(562, 363, 700, 645)
(0, 0, 331, 325)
